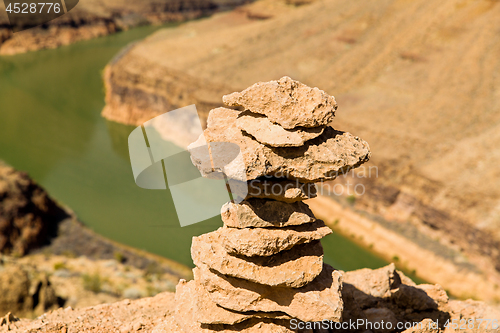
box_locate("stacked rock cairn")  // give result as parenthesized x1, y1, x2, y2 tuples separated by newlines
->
(174, 77, 371, 332)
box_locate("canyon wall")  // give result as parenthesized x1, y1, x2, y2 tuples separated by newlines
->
(0, 0, 247, 55)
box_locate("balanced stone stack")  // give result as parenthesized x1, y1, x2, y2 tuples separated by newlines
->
(174, 77, 371, 332)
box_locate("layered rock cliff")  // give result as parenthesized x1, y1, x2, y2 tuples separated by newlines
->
(0, 0, 247, 55)
(0, 162, 67, 256)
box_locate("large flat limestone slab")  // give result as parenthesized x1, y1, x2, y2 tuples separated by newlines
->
(200, 107, 370, 183)
(221, 198, 316, 228)
(195, 264, 343, 323)
(221, 220, 332, 257)
(191, 233, 324, 288)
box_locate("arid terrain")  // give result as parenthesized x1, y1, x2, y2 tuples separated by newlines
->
(2, 264, 499, 332)
(100, 0, 500, 304)
(0, 0, 247, 55)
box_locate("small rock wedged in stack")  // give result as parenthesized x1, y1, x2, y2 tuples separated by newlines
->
(174, 77, 371, 332)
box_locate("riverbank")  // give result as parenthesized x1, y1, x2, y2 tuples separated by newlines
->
(309, 195, 500, 304)
(0, 0, 246, 55)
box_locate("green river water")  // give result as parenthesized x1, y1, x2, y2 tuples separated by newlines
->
(0, 25, 390, 271)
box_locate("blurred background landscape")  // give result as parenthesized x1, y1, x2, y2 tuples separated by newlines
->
(0, 0, 499, 321)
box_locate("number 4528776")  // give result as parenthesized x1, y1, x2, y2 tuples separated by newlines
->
(444, 319, 498, 330)
(6, 3, 62, 14)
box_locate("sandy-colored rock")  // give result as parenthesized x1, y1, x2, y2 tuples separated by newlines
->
(201, 107, 370, 182)
(0, 163, 68, 256)
(223, 76, 337, 129)
(195, 264, 343, 322)
(447, 299, 500, 324)
(416, 284, 448, 308)
(175, 280, 291, 325)
(174, 283, 297, 333)
(246, 179, 317, 203)
(343, 263, 402, 299)
(221, 198, 316, 228)
(237, 111, 325, 147)
(342, 264, 407, 309)
(191, 233, 324, 288)
(0, 313, 19, 327)
(0, 265, 32, 316)
(221, 220, 332, 257)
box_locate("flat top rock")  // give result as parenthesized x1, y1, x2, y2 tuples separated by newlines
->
(223, 76, 337, 129)
(195, 263, 343, 323)
(221, 198, 316, 228)
(237, 111, 325, 147)
(343, 263, 406, 299)
(192, 232, 324, 288)
(200, 107, 370, 183)
(220, 220, 332, 257)
(246, 179, 317, 203)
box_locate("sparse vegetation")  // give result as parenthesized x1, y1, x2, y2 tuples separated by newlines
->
(114, 251, 126, 264)
(144, 262, 163, 279)
(346, 195, 356, 205)
(82, 272, 103, 293)
(146, 284, 158, 297)
(62, 250, 77, 258)
(53, 262, 67, 270)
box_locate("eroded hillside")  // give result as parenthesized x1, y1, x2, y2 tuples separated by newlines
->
(0, 0, 246, 55)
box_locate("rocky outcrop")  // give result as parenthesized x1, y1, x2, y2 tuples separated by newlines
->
(2, 265, 499, 332)
(342, 264, 500, 332)
(0, 0, 246, 55)
(0, 163, 67, 256)
(0, 265, 32, 316)
(0, 264, 60, 318)
(173, 78, 369, 331)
